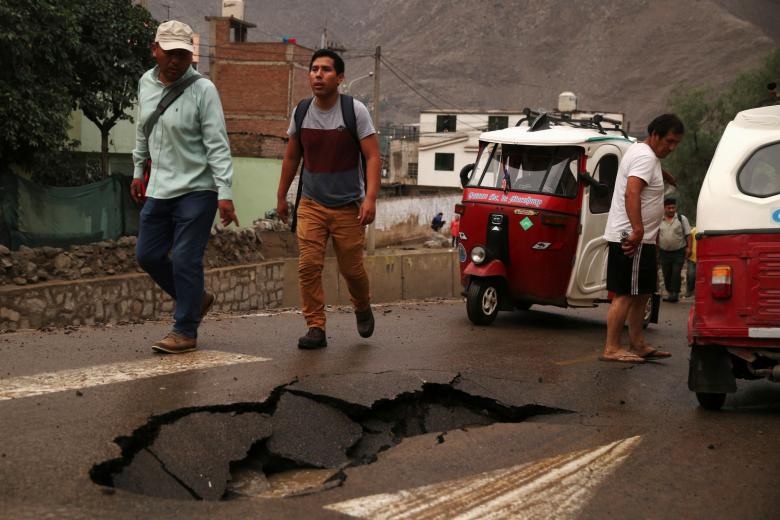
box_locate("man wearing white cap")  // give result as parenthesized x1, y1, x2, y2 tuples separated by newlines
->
(131, 20, 238, 354)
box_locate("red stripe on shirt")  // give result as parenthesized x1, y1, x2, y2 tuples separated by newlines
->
(301, 128, 360, 173)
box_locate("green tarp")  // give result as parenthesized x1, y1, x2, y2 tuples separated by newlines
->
(0, 174, 139, 250)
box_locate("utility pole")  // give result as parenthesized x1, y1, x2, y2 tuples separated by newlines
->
(372, 46, 381, 129)
(367, 46, 381, 255)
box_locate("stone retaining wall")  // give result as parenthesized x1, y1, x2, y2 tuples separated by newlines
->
(0, 261, 285, 332)
(0, 250, 460, 333)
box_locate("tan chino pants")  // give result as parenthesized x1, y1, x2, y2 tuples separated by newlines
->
(295, 197, 371, 329)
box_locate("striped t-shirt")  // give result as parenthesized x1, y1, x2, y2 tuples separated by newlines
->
(287, 96, 375, 207)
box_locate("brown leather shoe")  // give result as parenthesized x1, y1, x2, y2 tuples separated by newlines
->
(200, 292, 215, 320)
(152, 331, 197, 354)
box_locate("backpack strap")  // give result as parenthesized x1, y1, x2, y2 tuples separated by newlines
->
(339, 94, 367, 174)
(142, 74, 203, 140)
(293, 97, 314, 151)
(677, 213, 687, 248)
(289, 97, 314, 233)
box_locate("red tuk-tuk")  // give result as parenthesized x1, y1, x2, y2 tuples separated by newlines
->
(688, 103, 780, 410)
(457, 110, 659, 325)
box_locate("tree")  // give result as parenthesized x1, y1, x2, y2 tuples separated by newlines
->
(0, 0, 79, 172)
(0, 1, 156, 183)
(663, 48, 780, 222)
(70, 0, 156, 178)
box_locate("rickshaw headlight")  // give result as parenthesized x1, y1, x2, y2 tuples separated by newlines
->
(711, 265, 732, 299)
(471, 246, 486, 264)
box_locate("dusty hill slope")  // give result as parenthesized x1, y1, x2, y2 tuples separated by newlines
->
(149, 0, 779, 131)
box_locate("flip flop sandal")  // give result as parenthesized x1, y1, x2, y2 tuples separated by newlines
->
(640, 348, 672, 359)
(599, 353, 645, 364)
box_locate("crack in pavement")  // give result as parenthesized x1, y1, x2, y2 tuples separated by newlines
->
(91, 373, 572, 501)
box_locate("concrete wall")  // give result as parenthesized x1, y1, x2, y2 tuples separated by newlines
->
(0, 250, 459, 332)
(374, 194, 463, 245)
(282, 249, 460, 308)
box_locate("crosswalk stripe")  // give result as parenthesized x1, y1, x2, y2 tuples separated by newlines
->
(0, 350, 269, 401)
(325, 436, 641, 519)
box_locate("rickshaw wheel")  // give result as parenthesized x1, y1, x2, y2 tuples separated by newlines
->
(467, 279, 500, 326)
(696, 392, 726, 411)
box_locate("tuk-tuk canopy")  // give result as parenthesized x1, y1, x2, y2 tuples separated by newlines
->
(479, 125, 633, 147)
(697, 104, 780, 234)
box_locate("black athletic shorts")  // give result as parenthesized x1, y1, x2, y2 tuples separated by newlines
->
(606, 242, 657, 295)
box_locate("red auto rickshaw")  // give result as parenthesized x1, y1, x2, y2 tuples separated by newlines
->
(688, 103, 780, 410)
(457, 110, 660, 326)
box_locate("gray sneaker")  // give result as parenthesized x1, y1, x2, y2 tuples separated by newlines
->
(355, 307, 375, 338)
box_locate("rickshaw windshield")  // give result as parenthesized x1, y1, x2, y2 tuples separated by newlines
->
(468, 144, 580, 198)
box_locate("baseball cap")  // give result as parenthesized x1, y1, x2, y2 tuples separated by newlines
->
(155, 20, 194, 53)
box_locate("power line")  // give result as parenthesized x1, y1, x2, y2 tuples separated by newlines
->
(380, 57, 445, 110)
(381, 55, 458, 109)
(380, 57, 489, 133)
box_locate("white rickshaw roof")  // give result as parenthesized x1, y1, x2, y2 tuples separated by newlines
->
(697, 104, 780, 234)
(479, 124, 634, 147)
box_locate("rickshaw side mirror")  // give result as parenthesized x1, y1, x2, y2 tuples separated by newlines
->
(460, 163, 475, 188)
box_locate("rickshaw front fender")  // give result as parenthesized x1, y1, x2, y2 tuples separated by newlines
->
(463, 260, 507, 280)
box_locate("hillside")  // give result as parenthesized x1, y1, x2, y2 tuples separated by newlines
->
(147, 0, 780, 131)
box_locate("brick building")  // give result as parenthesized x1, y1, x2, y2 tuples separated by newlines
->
(206, 16, 313, 158)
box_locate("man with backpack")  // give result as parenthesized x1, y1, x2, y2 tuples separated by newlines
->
(276, 49, 381, 349)
(130, 20, 238, 354)
(657, 196, 692, 302)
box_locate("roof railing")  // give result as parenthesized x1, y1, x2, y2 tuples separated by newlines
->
(514, 107, 628, 138)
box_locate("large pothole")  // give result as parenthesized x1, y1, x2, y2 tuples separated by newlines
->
(91, 372, 569, 500)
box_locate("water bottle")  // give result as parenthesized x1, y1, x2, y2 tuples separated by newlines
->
(620, 230, 635, 257)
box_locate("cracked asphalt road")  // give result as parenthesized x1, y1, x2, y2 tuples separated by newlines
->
(1, 299, 778, 519)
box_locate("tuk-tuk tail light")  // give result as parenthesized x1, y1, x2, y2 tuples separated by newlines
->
(711, 265, 732, 299)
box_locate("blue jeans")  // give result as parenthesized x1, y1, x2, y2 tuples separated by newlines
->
(136, 191, 217, 337)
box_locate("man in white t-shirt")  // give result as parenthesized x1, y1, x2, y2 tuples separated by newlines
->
(601, 114, 684, 363)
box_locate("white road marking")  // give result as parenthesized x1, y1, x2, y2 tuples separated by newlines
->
(325, 435, 642, 519)
(0, 350, 269, 401)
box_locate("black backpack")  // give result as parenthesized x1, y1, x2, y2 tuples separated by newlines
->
(289, 94, 366, 232)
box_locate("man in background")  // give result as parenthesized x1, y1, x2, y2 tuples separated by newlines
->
(431, 212, 445, 232)
(657, 196, 692, 303)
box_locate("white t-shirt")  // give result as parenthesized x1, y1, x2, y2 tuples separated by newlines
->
(604, 142, 664, 243)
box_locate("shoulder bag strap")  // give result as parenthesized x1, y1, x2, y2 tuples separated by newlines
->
(142, 74, 203, 140)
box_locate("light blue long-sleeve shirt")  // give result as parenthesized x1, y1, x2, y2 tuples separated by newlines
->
(132, 66, 233, 200)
